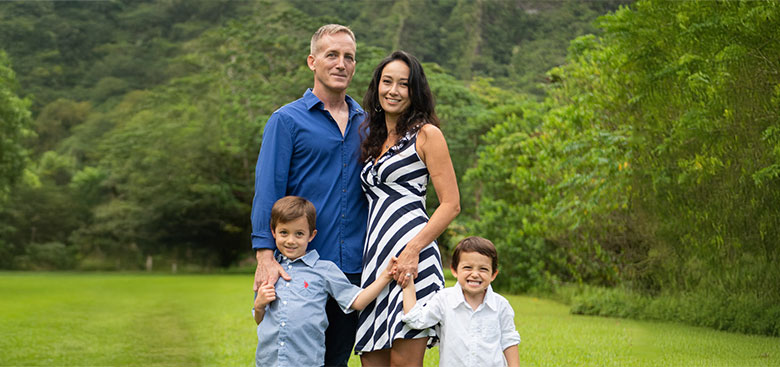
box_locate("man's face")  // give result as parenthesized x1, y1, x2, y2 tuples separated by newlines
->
(308, 32, 356, 94)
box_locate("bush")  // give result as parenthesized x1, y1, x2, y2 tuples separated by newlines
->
(77, 255, 121, 271)
(19, 242, 77, 270)
(568, 285, 780, 337)
(0, 240, 17, 269)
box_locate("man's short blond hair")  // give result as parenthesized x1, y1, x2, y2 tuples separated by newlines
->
(310, 24, 356, 55)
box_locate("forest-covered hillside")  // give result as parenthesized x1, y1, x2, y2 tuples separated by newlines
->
(1, 0, 779, 336)
(2, 0, 623, 111)
(0, 0, 622, 268)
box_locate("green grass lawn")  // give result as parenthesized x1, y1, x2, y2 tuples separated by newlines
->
(1, 272, 777, 366)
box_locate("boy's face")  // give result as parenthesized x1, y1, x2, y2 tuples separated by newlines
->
(272, 216, 316, 260)
(451, 251, 498, 298)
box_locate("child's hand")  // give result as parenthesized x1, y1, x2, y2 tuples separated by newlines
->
(382, 257, 398, 281)
(254, 283, 276, 309)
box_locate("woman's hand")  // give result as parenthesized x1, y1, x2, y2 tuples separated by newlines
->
(394, 246, 421, 288)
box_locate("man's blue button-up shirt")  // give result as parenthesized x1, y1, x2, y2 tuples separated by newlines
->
(250, 89, 367, 274)
(255, 250, 362, 367)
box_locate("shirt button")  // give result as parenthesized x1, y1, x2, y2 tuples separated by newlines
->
(283, 301, 287, 305)
(285, 283, 289, 287)
(280, 341, 285, 346)
(281, 322, 286, 327)
(288, 265, 292, 269)
(342, 214, 345, 218)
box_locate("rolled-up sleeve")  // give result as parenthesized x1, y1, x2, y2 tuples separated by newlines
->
(401, 293, 444, 330)
(499, 299, 521, 350)
(250, 112, 293, 250)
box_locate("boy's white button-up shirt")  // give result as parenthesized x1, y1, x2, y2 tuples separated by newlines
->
(401, 283, 521, 367)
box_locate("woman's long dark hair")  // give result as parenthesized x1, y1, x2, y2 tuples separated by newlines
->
(360, 51, 439, 161)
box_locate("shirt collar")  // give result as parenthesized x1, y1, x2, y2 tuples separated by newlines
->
(451, 282, 498, 311)
(275, 249, 320, 267)
(302, 88, 364, 115)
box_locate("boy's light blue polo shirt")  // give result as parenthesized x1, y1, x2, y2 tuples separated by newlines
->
(255, 250, 362, 367)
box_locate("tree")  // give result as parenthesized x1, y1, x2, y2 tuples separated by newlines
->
(72, 4, 374, 267)
(469, 0, 780, 334)
(0, 51, 32, 197)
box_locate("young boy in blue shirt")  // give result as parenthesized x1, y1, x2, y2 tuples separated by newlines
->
(253, 196, 393, 367)
(401, 236, 521, 367)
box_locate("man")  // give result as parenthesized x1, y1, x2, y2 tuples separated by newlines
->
(250, 24, 367, 366)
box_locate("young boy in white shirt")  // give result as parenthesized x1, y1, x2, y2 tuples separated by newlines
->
(253, 196, 394, 367)
(401, 236, 521, 367)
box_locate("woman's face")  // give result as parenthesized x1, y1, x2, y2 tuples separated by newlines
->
(378, 60, 411, 121)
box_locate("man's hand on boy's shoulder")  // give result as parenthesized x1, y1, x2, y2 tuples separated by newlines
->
(254, 249, 291, 291)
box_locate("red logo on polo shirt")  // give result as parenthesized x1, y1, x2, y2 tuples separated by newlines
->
(304, 281, 309, 288)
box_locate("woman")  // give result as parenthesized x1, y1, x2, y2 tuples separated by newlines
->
(355, 51, 460, 366)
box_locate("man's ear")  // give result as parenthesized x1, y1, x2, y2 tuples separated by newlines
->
(307, 54, 316, 71)
(450, 266, 457, 279)
(309, 229, 317, 242)
(491, 268, 499, 282)
(270, 224, 276, 239)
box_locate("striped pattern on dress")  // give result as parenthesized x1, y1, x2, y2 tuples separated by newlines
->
(355, 128, 445, 353)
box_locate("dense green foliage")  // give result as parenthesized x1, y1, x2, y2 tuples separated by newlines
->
(569, 285, 780, 337)
(0, 0, 614, 269)
(468, 1, 780, 335)
(0, 52, 31, 196)
(2, 0, 778, 336)
(290, 0, 628, 96)
(0, 0, 242, 109)
(0, 52, 33, 268)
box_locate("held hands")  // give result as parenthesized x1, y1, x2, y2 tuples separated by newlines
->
(394, 247, 420, 288)
(383, 256, 399, 281)
(384, 255, 414, 288)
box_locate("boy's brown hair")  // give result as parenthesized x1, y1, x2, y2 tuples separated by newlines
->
(270, 196, 317, 233)
(451, 236, 498, 274)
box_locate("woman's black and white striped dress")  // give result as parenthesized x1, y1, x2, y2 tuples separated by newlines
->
(354, 128, 445, 353)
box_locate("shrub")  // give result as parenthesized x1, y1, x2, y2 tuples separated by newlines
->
(568, 285, 780, 337)
(20, 242, 77, 270)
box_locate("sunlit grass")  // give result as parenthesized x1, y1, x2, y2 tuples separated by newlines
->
(1, 272, 777, 366)
(0, 272, 251, 366)
(511, 293, 777, 366)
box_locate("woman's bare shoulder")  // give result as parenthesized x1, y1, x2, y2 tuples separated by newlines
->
(417, 123, 445, 144)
